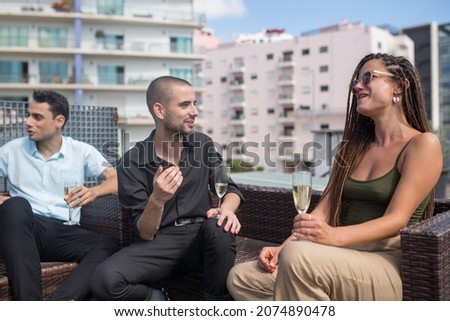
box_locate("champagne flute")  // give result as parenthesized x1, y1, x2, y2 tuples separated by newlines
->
(63, 181, 79, 225)
(292, 170, 312, 215)
(214, 164, 230, 209)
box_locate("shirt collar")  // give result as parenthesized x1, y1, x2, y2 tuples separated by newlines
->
(137, 130, 193, 166)
(27, 136, 66, 160)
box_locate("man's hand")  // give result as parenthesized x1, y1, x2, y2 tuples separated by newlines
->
(150, 166, 183, 205)
(207, 207, 241, 235)
(65, 185, 97, 207)
(257, 246, 281, 273)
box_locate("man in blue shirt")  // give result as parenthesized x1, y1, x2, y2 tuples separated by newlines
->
(0, 90, 119, 300)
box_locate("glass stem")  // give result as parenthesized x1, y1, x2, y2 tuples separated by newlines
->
(218, 197, 222, 209)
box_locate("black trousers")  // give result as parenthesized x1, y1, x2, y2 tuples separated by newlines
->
(91, 218, 236, 300)
(0, 197, 119, 300)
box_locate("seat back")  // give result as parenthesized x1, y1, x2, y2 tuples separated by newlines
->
(0, 100, 119, 190)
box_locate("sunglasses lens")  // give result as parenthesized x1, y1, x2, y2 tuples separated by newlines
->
(362, 71, 372, 85)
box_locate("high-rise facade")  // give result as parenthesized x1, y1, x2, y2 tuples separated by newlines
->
(0, 0, 205, 149)
(201, 21, 414, 174)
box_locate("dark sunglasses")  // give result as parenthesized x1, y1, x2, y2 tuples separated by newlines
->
(352, 70, 395, 92)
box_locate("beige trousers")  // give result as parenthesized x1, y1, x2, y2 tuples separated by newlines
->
(227, 236, 402, 300)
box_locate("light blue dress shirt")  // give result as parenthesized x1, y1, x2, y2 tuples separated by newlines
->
(0, 136, 110, 223)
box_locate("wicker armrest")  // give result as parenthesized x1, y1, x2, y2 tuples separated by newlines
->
(401, 209, 450, 300)
(237, 184, 321, 244)
(80, 194, 133, 248)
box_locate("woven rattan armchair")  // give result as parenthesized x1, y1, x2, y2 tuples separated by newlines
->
(1, 185, 450, 300)
(0, 194, 125, 300)
(159, 184, 450, 301)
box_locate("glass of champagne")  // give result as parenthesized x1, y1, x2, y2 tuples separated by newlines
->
(292, 170, 312, 215)
(214, 163, 230, 209)
(63, 181, 79, 225)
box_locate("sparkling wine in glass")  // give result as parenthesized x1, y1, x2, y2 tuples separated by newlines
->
(214, 164, 230, 209)
(292, 171, 312, 215)
(63, 181, 79, 225)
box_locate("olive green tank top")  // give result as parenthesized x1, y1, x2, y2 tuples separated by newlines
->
(342, 141, 429, 226)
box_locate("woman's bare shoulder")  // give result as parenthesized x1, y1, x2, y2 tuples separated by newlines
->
(406, 131, 442, 160)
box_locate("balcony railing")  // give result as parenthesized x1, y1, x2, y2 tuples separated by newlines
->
(0, 1, 205, 25)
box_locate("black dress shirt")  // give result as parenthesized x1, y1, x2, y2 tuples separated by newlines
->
(117, 130, 244, 229)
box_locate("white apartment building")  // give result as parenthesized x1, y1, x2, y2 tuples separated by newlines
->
(0, 0, 205, 151)
(200, 21, 414, 175)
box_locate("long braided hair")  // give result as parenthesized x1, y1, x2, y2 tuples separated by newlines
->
(323, 53, 434, 227)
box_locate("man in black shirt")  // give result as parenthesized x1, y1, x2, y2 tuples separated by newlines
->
(91, 76, 244, 300)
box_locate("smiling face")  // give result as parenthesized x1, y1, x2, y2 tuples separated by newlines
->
(352, 59, 398, 118)
(159, 83, 198, 136)
(26, 100, 65, 142)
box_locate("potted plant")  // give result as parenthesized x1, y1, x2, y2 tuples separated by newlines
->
(95, 30, 105, 39)
(94, 30, 105, 48)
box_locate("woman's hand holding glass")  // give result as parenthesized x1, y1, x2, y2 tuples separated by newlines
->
(292, 170, 312, 239)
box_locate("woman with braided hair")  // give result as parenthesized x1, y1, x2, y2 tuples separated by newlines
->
(227, 53, 442, 300)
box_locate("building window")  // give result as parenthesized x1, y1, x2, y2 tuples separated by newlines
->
(319, 65, 329, 73)
(205, 61, 212, 69)
(249, 91, 258, 99)
(282, 51, 293, 62)
(442, 61, 450, 74)
(267, 89, 276, 98)
(266, 53, 274, 60)
(301, 86, 311, 94)
(39, 61, 68, 83)
(250, 73, 258, 80)
(38, 27, 67, 48)
(319, 46, 328, 53)
(170, 68, 193, 83)
(267, 108, 275, 114)
(283, 126, 294, 136)
(320, 85, 329, 92)
(302, 48, 310, 55)
(97, 0, 124, 15)
(170, 37, 193, 54)
(0, 61, 28, 83)
(98, 65, 124, 84)
(103, 34, 124, 50)
(220, 76, 227, 83)
(266, 70, 275, 79)
(320, 124, 329, 130)
(250, 108, 258, 116)
(321, 104, 328, 111)
(0, 27, 28, 47)
(233, 57, 244, 69)
(267, 125, 276, 133)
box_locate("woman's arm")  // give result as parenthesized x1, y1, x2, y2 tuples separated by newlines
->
(293, 132, 442, 247)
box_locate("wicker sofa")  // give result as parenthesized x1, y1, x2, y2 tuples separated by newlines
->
(1, 184, 450, 300)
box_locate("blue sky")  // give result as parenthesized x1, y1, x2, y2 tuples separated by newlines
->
(194, 0, 450, 42)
